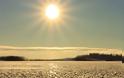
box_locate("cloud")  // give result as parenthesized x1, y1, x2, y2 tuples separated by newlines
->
(0, 45, 123, 59)
(0, 45, 122, 54)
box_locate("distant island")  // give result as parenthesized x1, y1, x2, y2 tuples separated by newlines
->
(73, 53, 122, 61)
(0, 53, 122, 62)
(0, 56, 26, 61)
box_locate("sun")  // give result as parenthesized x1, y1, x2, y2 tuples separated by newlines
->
(32, 0, 73, 26)
(45, 4, 60, 20)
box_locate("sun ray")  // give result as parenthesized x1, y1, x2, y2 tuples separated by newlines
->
(21, 0, 78, 43)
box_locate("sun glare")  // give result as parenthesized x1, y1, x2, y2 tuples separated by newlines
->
(31, 0, 73, 26)
(45, 4, 60, 20)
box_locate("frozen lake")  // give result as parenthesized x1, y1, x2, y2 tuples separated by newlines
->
(0, 61, 123, 78)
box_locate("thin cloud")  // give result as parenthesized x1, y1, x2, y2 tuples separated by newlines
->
(0, 45, 122, 54)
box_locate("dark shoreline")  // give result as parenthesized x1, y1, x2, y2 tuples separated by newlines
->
(0, 53, 122, 62)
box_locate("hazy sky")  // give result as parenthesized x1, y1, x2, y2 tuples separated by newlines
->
(0, 0, 124, 49)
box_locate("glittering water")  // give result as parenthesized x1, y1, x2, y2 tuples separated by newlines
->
(0, 61, 123, 78)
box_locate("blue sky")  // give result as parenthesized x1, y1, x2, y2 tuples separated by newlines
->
(0, 0, 124, 49)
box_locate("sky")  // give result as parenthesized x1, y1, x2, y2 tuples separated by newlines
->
(0, 0, 124, 50)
